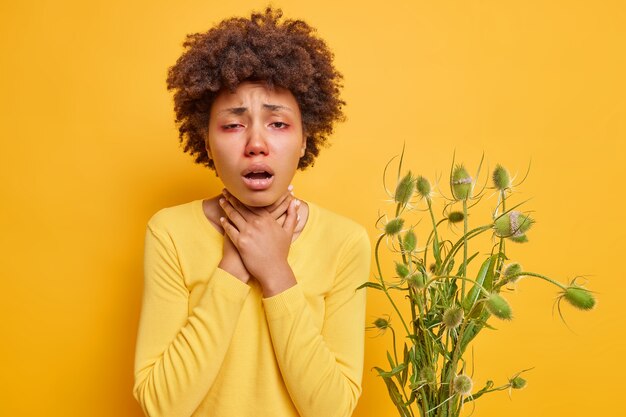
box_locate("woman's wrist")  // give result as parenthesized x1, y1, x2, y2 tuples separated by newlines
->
(260, 263, 297, 298)
(218, 258, 251, 283)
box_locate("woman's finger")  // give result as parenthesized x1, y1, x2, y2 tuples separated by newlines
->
(283, 199, 300, 235)
(268, 194, 294, 220)
(219, 198, 247, 231)
(223, 189, 259, 218)
(219, 216, 240, 245)
(265, 185, 294, 219)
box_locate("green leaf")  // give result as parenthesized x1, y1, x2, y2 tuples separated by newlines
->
(433, 236, 442, 270)
(401, 344, 409, 386)
(483, 253, 504, 293)
(376, 364, 407, 378)
(446, 258, 455, 276)
(462, 254, 497, 314)
(356, 281, 384, 291)
(374, 367, 411, 416)
(460, 310, 492, 349)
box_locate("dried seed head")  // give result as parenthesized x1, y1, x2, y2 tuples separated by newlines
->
(451, 164, 472, 200)
(408, 272, 427, 290)
(447, 211, 464, 223)
(492, 164, 511, 190)
(385, 217, 404, 236)
(562, 286, 596, 310)
(443, 306, 464, 329)
(453, 374, 473, 396)
(429, 263, 436, 273)
(403, 229, 417, 252)
(510, 376, 527, 390)
(486, 293, 513, 320)
(415, 175, 432, 199)
(504, 263, 524, 283)
(395, 262, 410, 279)
(494, 211, 534, 241)
(395, 171, 415, 206)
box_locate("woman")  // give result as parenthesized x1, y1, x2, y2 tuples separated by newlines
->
(133, 7, 371, 417)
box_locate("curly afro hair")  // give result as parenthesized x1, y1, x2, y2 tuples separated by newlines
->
(166, 6, 346, 171)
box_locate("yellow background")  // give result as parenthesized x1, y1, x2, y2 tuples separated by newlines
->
(1, 0, 623, 416)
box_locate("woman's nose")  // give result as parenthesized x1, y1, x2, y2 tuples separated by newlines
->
(245, 125, 269, 156)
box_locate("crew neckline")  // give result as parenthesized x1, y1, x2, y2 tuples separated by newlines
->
(193, 198, 316, 251)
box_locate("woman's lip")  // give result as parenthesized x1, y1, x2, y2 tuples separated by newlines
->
(242, 175, 274, 191)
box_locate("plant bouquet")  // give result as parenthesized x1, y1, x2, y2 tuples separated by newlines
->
(358, 147, 596, 417)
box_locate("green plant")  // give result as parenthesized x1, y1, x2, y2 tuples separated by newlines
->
(358, 146, 596, 417)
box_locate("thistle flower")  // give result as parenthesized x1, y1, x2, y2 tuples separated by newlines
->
(415, 175, 432, 199)
(408, 272, 427, 290)
(443, 306, 464, 330)
(509, 234, 529, 243)
(561, 285, 596, 310)
(485, 293, 513, 320)
(366, 315, 392, 336)
(504, 263, 524, 283)
(395, 171, 415, 206)
(451, 164, 472, 200)
(494, 210, 534, 241)
(447, 211, 464, 223)
(403, 229, 417, 252)
(373, 317, 390, 329)
(452, 374, 473, 396)
(395, 262, 410, 279)
(385, 217, 404, 236)
(492, 164, 511, 191)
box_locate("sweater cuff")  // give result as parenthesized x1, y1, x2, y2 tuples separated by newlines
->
(207, 267, 251, 303)
(262, 283, 306, 321)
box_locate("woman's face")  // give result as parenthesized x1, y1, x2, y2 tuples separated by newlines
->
(206, 81, 306, 207)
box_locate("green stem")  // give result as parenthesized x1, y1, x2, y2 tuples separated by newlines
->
(494, 271, 567, 291)
(494, 191, 506, 282)
(390, 326, 415, 417)
(390, 326, 399, 365)
(423, 218, 448, 269)
(424, 275, 491, 296)
(438, 282, 493, 407)
(462, 384, 510, 402)
(426, 198, 440, 266)
(375, 234, 412, 337)
(461, 199, 468, 300)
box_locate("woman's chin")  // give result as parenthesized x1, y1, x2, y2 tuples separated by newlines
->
(233, 190, 278, 208)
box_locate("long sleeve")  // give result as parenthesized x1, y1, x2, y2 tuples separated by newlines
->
(133, 223, 250, 417)
(262, 227, 371, 417)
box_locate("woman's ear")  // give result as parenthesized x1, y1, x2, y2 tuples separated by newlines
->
(205, 140, 213, 161)
(300, 133, 307, 158)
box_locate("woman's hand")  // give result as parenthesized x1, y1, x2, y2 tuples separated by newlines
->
(217, 187, 297, 285)
(219, 188, 300, 297)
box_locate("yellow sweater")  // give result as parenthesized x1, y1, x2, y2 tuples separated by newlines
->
(133, 199, 371, 417)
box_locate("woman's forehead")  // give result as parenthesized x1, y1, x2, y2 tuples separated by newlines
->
(213, 81, 299, 112)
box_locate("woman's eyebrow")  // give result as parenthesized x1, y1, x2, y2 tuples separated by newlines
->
(219, 107, 247, 115)
(218, 104, 293, 115)
(263, 104, 293, 113)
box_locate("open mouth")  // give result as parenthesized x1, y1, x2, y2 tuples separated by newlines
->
(244, 171, 273, 180)
(242, 171, 274, 190)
